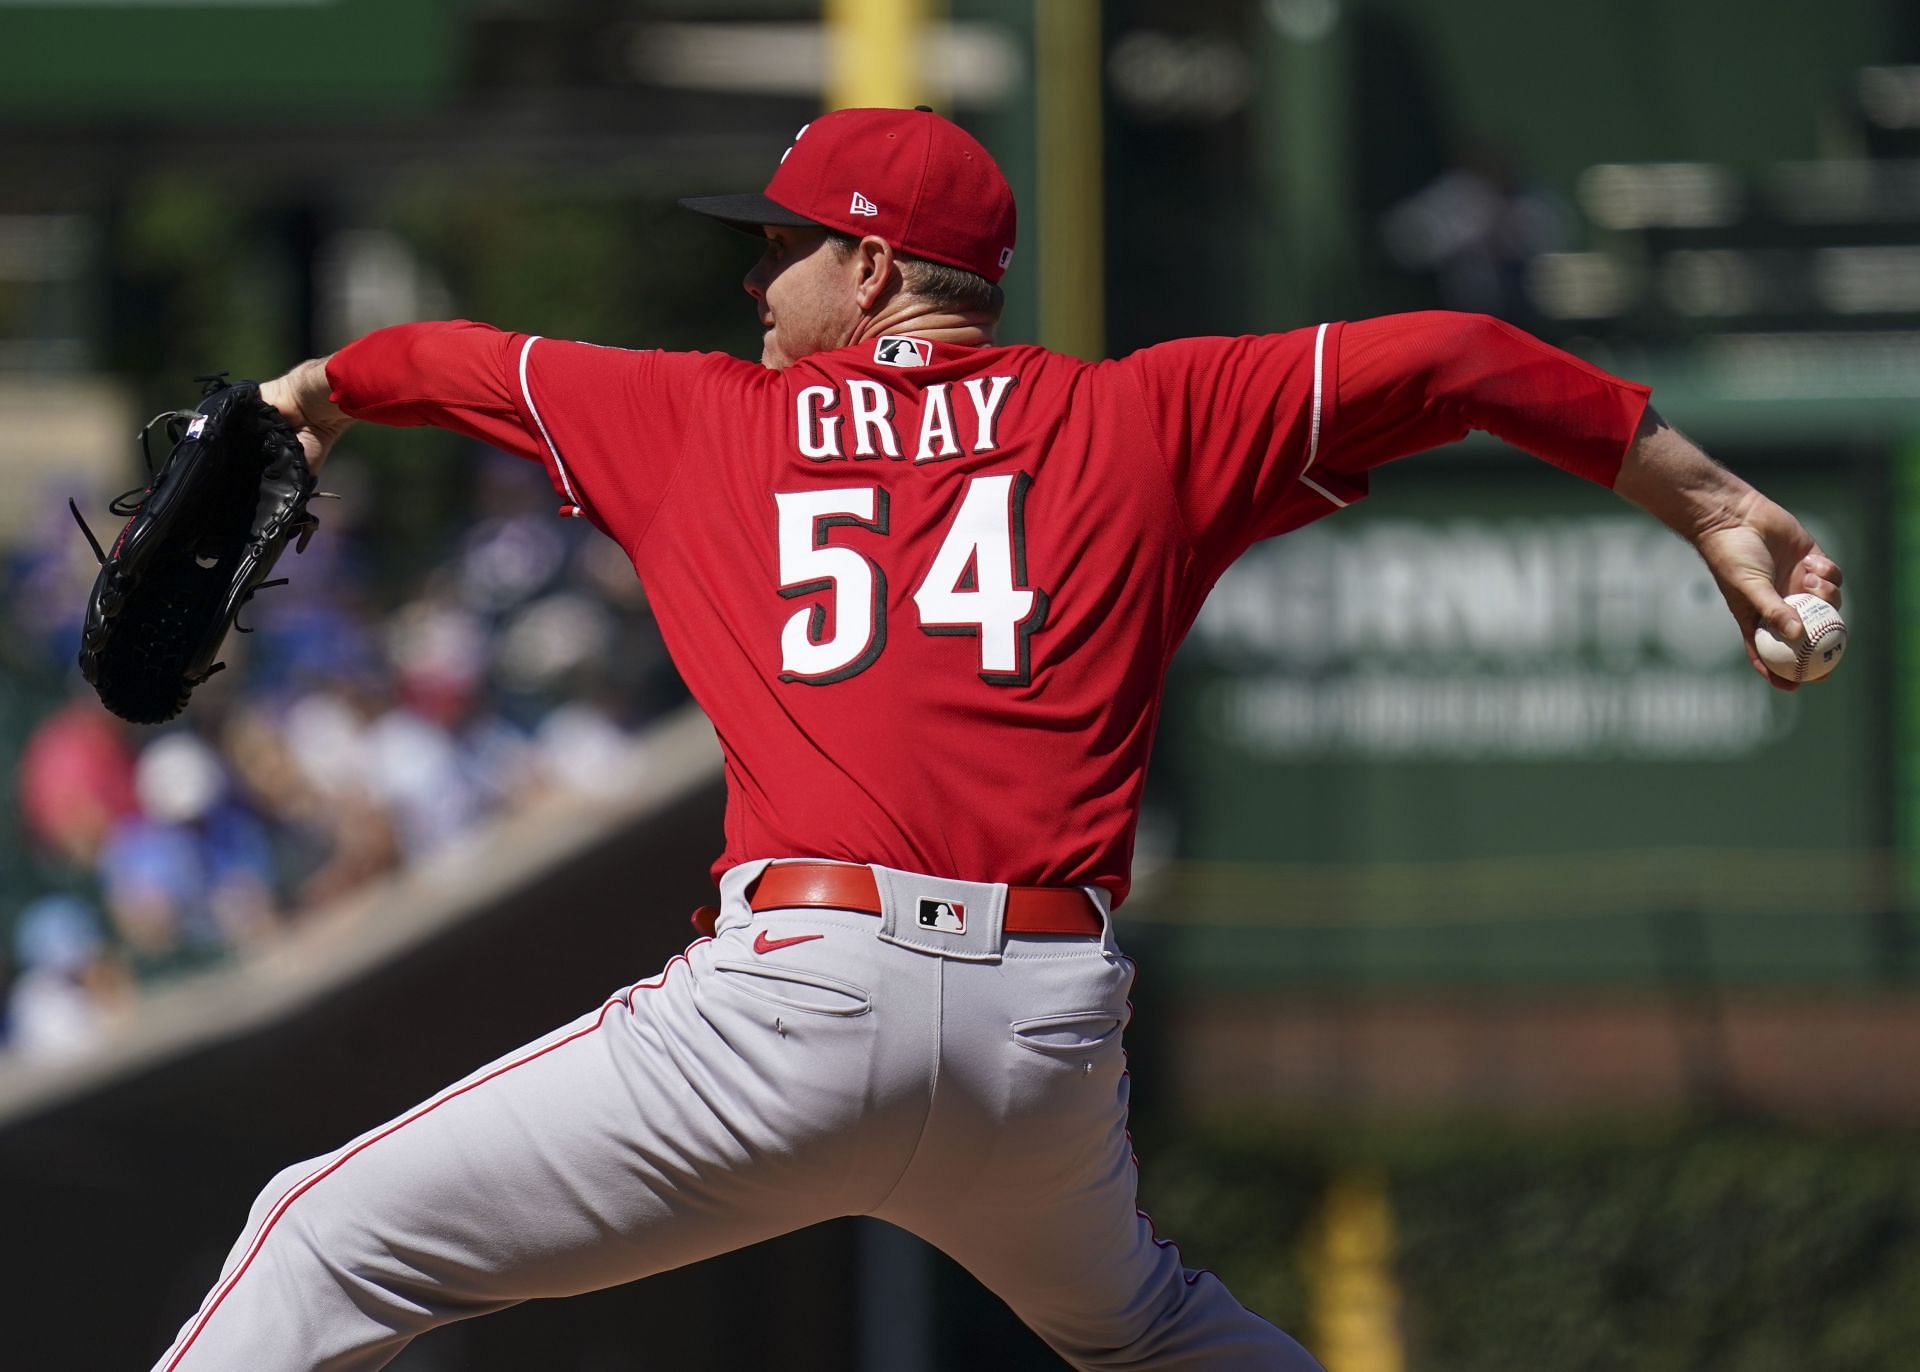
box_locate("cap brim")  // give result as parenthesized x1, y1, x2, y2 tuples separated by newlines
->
(677, 193, 820, 235)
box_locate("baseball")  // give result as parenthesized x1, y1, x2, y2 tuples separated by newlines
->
(1753, 592, 1847, 682)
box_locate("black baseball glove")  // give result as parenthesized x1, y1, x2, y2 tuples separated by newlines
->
(70, 375, 321, 724)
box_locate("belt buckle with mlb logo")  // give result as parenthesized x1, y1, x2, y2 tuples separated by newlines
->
(917, 898, 965, 934)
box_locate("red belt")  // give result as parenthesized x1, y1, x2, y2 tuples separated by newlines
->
(689, 863, 1104, 940)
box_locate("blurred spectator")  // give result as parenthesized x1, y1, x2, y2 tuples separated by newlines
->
(220, 701, 401, 911)
(495, 590, 613, 695)
(536, 692, 650, 800)
(458, 451, 573, 615)
(365, 702, 490, 859)
(95, 731, 280, 983)
(7, 894, 131, 1061)
(497, 589, 658, 797)
(1380, 144, 1569, 327)
(136, 731, 279, 950)
(570, 536, 685, 720)
(388, 585, 491, 726)
(11, 480, 111, 674)
(283, 646, 502, 864)
(18, 697, 139, 870)
(386, 583, 544, 819)
(250, 593, 384, 698)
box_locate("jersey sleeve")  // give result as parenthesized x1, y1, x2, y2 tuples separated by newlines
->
(328, 320, 750, 550)
(1118, 324, 1340, 572)
(326, 320, 542, 460)
(1316, 310, 1651, 494)
(1123, 312, 1652, 575)
(509, 337, 767, 549)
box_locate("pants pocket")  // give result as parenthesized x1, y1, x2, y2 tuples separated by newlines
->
(707, 960, 873, 1017)
(1010, 1010, 1125, 1057)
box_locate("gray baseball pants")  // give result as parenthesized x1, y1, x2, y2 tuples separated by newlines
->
(155, 860, 1321, 1370)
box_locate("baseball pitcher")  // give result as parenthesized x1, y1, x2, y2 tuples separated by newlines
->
(152, 108, 1842, 1370)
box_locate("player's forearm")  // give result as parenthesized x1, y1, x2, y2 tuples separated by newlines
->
(1611, 406, 1758, 544)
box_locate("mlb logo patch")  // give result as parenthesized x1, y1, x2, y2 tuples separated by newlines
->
(918, 898, 966, 934)
(874, 336, 932, 368)
(186, 415, 209, 439)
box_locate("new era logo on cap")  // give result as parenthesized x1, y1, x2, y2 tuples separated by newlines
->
(849, 191, 879, 217)
(874, 336, 931, 367)
(918, 899, 966, 934)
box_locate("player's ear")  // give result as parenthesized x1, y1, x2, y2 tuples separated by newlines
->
(853, 236, 897, 310)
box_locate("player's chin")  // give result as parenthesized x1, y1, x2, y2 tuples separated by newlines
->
(759, 330, 789, 369)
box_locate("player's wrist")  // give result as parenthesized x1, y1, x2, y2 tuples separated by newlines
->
(261, 358, 353, 471)
(263, 357, 347, 431)
(1678, 479, 1766, 551)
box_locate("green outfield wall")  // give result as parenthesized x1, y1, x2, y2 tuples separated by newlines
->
(1150, 439, 1910, 988)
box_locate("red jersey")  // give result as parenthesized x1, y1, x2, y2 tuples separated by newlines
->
(328, 311, 1649, 905)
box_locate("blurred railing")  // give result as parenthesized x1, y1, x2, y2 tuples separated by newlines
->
(1131, 850, 1916, 988)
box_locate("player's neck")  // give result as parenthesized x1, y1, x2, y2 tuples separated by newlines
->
(851, 300, 997, 349)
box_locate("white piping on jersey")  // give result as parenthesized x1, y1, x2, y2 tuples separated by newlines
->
(518, 335, 586, 518)
(1297, 322, 1342, 507)
(1298, 474, 1348, 508)
(1304, 321, 1328, 473)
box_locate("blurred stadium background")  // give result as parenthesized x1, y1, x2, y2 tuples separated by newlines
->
(2, 0, 1917, 1367)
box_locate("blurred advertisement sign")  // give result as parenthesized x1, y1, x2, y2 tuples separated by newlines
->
(1166, 461, 1877, 866)
(0, 0, 452, 112)
(1197, 513, 1799, 762)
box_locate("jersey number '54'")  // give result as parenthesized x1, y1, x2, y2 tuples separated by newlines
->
(774, 473, 1051, 687)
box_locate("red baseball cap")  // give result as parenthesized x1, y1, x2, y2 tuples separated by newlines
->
(680, 106, 1018, 283)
